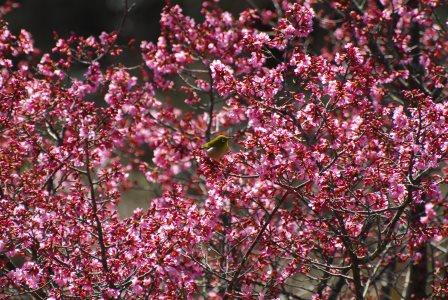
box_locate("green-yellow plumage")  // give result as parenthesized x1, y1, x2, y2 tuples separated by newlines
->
(202, 135, 230, 159)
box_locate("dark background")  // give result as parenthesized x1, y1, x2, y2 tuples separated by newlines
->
(4, 0, 267, 51)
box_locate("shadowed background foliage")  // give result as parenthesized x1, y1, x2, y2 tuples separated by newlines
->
(4, 0, 270, 50)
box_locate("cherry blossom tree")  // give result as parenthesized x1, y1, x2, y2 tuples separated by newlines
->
(1, 0, 448, 298)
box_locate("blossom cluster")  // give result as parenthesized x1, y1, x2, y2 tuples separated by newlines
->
(1, 0, 448, 298)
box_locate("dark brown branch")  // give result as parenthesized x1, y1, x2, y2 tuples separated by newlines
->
(205, 70, 215, 142)
(84, 140, 112, 286)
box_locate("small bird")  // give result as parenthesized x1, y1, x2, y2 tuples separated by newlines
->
(202, 135, 230, 160)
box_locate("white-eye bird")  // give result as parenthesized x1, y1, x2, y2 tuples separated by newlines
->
(202, 135, 230, 160)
